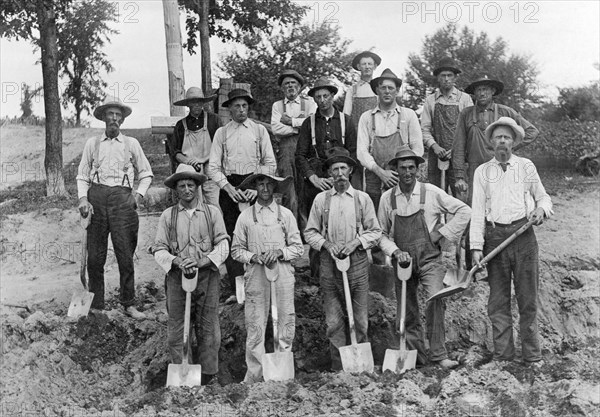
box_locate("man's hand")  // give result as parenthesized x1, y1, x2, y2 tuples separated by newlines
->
(376, 167, 399, 188)
(392, 249, 411, 266)
(78, 197, 93, 218)
(430, 229, 444, 245)
(173, 256, 198, 276)
(309, 174, 333, 191)
(339, 239, 361, 258)
(471, 249, 484, 267)
(196, 256, 214, 270)
(260, 249, 283, 266)
(323, 241, 341, 259)
(528, 207, 546, 226)
(250, 254, 263, 265)
(224, 184, 247, 203)
(243, 188, 258, 203)
(133, 192, 143, 210)
(186, 157, 204, 172)
(455, 179, 468, 193)
(280, 114, 293, 126)
(432, 144, 451, 161)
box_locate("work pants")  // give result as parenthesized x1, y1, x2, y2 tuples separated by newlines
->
(275, 134, 299, 220)
(87, 183, 138, 309)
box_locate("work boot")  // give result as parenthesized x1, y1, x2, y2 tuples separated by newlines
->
(434, 358, 460, 369)
(124, 306, 146, 320)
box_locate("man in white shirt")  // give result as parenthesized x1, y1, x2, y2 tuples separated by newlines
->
(471, 117, 552, 368)
(357, 68, 424, 210)
(77, 96, 153, 319)
(270, 69, 316, 219)
(152, 164, 230, 386)
(207, 88, 277, 292)
(378, 148, 470, 369)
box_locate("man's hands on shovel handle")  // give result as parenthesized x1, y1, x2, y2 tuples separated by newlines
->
(323, 241, 343, 259)
(392, 249, 411, 267)
(528, 207, 546, 226)
(471, 250, 484, 268)
(173, 256, 198, 276)
(260, 250, 283, 266)
(339, 239, 361, 258)
(375, 166, 399, 188)
(432, 144, 451, 161)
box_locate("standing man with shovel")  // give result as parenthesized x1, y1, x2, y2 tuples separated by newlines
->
(377, 148, 471, 369)
(152, 164, 230, 386)
(304, 147, 381, 371)
(231, 173, 304, 383)
(471, 117, 552, 369)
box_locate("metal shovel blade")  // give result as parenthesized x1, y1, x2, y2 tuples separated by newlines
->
(339, 342, 375, 373)
(263, 351, 295, 381)
(166, 362, 202, 387)
(382, 348, 418, 374)
(67, 289, 95, 318)
(235, 275, 245, 305)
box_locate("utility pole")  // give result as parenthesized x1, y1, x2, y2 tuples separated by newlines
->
(162, 0, 185, 118)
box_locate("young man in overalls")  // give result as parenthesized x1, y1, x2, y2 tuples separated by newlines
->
(420, 57, 473, 195)
(377, 148, 471, 369)
(231, 173, 304, 383)
(77, 96, 153, 319)
(343, 51, 381, 190)
(170, 86, 222, 207)
(152, 164, 230, 385)
(356, 68, 424, 210)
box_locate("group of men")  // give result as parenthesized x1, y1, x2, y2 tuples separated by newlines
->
(76, 50, 552, 385)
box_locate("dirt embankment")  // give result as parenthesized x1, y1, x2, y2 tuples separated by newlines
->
(1, 179, 599, 416)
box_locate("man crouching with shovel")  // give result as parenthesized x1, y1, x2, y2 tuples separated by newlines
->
(377, 148, 471, 369)
(304, 147, 382, 371)
(152, 164, 230, 386)
(231, 173, 304, 383)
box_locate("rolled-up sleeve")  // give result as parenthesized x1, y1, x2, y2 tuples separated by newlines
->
(153, 210, 176, 273)
(231, 211, 255, 264)
(435, 190, 471, 243)
(271, 101, 295, 137)
(207, 127, 228, 188)
(357, 112, 377, 171)
(281, 211, 304, 261)
(304, 194, 327, 251)
(206, 206, 230, 268)
(377, 190, 400, 257)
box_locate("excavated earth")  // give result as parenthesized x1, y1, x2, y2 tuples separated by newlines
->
(1, 176, 599, 416)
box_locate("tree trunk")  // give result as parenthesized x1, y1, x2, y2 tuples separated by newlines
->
(161, 0, 185, 118)
(37, 2, 67, 196)
(199, 0, 212, 110)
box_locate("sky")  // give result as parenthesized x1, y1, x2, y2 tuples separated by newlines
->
(1, 0, 598, 128)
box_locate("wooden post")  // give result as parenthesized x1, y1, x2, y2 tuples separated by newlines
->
(162, 0, 186, 117)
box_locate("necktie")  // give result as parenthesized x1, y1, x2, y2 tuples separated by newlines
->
(500, 163, 508, 172)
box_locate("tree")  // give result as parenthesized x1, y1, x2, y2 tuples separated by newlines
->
(218, 22, 357, 121)
(404, 23, 541, 113)
(20, 83, 42, 120)
(1, 0, 71, 196)
(56, 0, 118, 127)
(557, 82, 600, 122)
(178, 0, 308, 96)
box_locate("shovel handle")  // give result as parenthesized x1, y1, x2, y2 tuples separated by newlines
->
(181, 272, 198, 365)
(270, 280, 279, 353)
(476, 219, 536, 271)
(399, 279, 408, 352)
(341, 270, 358, 346)
(80, 228, 88, 290)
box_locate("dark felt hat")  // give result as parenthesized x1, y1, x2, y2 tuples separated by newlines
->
(93, 95, 132, 121)
(387, 147, 426, 167)
(173, 86, 217, 106)
(222, 88, 256, 107)
(433, 57, 462, 76)
(352, 51, 382, 71)
(370, 68, 403, 94)
(465, 76, 504, 95)
(277, 69, 306, 87)
(307, 77, 339, 97)
(164, 164, 207, 189)
(325, 147, 356, 168)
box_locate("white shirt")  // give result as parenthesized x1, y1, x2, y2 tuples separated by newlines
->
(270, 96, 317, 136)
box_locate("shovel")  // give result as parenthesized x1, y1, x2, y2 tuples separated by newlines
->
(382, 259, 418, 373)
(67, 215, 95, 318)
(235, 275, 245, 305)
(427, 218, 536, 302)
(166, 271, 202, 387)
(262, 262, 295, 381)
(334, 255, 374, 373)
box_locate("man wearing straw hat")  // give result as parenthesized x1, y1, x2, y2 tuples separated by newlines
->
(207, 87, 277, 293)
(420, 57, 473, 194)
(170, 86, 222, 207)
(471, 117, 551, 369)
(152, 164, 230, 385)
(452, 75, 539, 204)
(231, 173, 304, 383)
(377, 148, 470, 369)
(271, 69, 317, 219)
(77, 96, 153, 319)
(304, 147, 381, 371)
(356, 68, 424, 210)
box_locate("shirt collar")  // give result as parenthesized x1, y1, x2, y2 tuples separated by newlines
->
(316, 109, 340, 120)
(187, 111, 204, 120)
(357, 79, 369, 86)
(284, 97, 300, 105)
(434, 86, 459, 100)
(394, 181, 420, 198)
(102, 133, 124, 142)
(492, 155, 517, 166)
(177, 199, 206, 212)
(371, 105, 401, 115)
(329, 184, 355, 198)
(256, 200, 278, 213)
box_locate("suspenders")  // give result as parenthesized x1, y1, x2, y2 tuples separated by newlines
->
(323, 190, 362, 238)
(168, 204, 214, 255)
(310, 111, 346, 149)
(369, 109, 404, 154)
(251, 203, 289, 243)
(91, 136, 132, 186)
(390, 183, 427, 212)
(282, 98, 306, 117)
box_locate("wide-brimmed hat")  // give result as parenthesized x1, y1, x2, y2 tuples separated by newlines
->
(164, 164, 207, 189)
(222, 88, 256, 107)
(238, 173, 293, 192)
(93, 95, 132, 121)
(325, 147, 356, 168)
(352, 51, 382, 71)
(387, 147, 426, 167)
(485, 117, 524, 146)
(433, 57, 462, 76)
(465, 76, 504, 95)
(307, 77, 339, 97)
(173, 86, 217, 106)
(370, 68, 403, 94)
(277, 69, 305, 87)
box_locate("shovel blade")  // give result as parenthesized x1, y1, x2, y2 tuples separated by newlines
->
(67, 290, 94, 318)
(339, 342, 374, 373)
(262, 351, 295, 381)
(443, 267, 460, 286)
(382, 348, 417, 373)
(166, 363, 202, 387)
(426, 281, 469, 303)
(235, 275, 245, 305)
